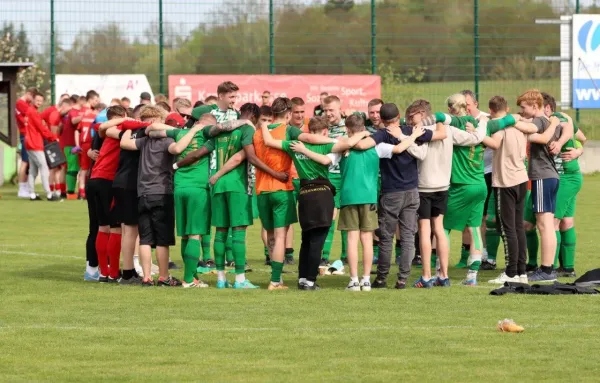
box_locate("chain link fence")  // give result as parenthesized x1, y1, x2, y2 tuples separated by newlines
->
(2, 0, 599, 136)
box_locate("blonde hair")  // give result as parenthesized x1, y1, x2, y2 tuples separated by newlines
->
(446, 93, 467, 116)
(173, 97, 192, 110)
(139, 105, 167, 122)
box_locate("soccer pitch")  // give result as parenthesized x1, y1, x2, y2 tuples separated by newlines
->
(1, 176, 599, 382)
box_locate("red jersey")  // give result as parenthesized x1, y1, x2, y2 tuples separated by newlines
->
(77, 109, 97, 145)
(40, 105, 62, 129)
(61, 107, 85, 148)
(91, 120, 151, 181)
(16, 99, 30, 135)
(24, 107, 57, 151)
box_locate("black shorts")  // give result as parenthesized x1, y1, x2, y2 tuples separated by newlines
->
(113, 187, 139, 226)
(483, 172, 493, 215)
(87, 178, 120, 228)
(138, 194, 175, 247)
(298, 179, 334, 231)
(417, 191, 448, 219)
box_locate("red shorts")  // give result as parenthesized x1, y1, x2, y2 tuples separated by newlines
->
(79, 143, 92, 171)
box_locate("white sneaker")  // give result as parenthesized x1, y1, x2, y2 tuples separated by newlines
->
(150, 263, 159, 276)
(346, 281, 360, 291)
(360, 281, 371, 291)
(133, 255, 143, 276)
(488, 272, 521, 284)
(519, 274, 528, 284)
(18, 188, 30, 199)
(183, 279, 209, 288)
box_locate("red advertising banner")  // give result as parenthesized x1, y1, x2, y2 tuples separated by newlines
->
(169, 75, 381, 111)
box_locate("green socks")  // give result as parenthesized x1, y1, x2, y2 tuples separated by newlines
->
(431, 249, 437, 269)
(66, 172, 77, 194)
(561, 227, 576, 269)
(271, 261, 284, 283)
(526, 230, 539, 267)
(322, 220, 335, 261)
(341, 231, 348, 260)
(456, 244, 469, 268)
(232, 229, 247, 274)
(395, 240, 401, 259)
(214, 230, 228, 271)
(201, 235, 212, 262)
(264, 246, 270, 261)
(183, 239, 201, 283)
(485, 227, 501, 262)
(373, 240, 379, 259)
(285, 248, 294, 260)
(554, 230, 562, 269)
(225, 229, 234, 263)
(181, 238, 189, 262)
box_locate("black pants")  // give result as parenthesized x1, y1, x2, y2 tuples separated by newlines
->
(298, 227, 330, 282)
(495, 182, 528, 277)
(85, 183, 99, 267)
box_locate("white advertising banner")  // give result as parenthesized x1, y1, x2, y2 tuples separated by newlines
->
(55, 75, 154, 105)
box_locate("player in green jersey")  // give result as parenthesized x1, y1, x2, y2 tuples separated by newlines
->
(542, 93, 585, 277)
(261, 116, 370, 290)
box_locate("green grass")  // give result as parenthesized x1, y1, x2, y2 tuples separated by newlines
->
(382, 79, 600, 140)
(1, 176, 600, 382)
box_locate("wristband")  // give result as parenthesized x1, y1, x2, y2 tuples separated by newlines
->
(172, 163, 179, 170)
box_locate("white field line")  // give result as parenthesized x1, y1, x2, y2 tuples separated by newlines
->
(0, 250, 82, 260)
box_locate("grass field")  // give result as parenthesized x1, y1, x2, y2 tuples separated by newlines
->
(383, 79, 600, 140)
(1, 176, 600, 382)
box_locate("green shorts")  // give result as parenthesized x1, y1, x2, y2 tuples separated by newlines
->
(292, 178, 301, 204)
(64, 147, 80, 174)
(338, 204, 378, 232)
(523, 190, 536, 225)
(211, 191, 253, 228)
(251, 186, 259, 219)
(257, 191, 298, 230)
(555, 173, 583, 219)
(175, 187, 211, 236)
(329, 174, 342, 209)
(444, 182, 487, 231)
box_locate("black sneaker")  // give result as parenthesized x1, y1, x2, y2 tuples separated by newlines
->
(30, 195, 42, 201)
(526, 264, 538, 273)
(412, 255, 422, 266)
(480, 260, 497, 270)
(319, 258, 329, 269)
(60, 192, 67, 199)
(205, 259, 216, 268)
(107, 276, 121, 284)
(245, 263, 252, 272)
(394, 280, 407, 289)
(141, 279, 155, 287)
(47, 195, 62, 202)
(168, 261, 179, 270)
(119, 276, 142, 285)
(225, 261, 234, 268)
(157, 276, 182, 287)
(556, 267, 577, 278)
(341, 257, 348, 265)
(298, 282, 321, 291)
(98, 275, 109, 283)
(284, 257, 295, 266)
(371, 279, 387, 289)
(265, 259, 272, 266)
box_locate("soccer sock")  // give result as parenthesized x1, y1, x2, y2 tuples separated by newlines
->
(285, 247, 294, 260)
(232, 229, 247, 275)
(459, 244, 470, 265)
(561, 227, 576, 270)
(183, 239, 201, 283)
(107, 233, 122, 279)
(225, 230, 234, 263)
(217, 270, 226, 282)
(59, 183, 67, 194)
(553, 230, 562, 269)
(340, 231, 348, 260)
(431, 248, 437, 269)
(50, 184, 55, 192)
(95, 231, 110, 276)
(201, 235, 211, 262)
(467, 253, 482, 272)
(271, 261, 284, 283)
(181, 238, 189, 262)
(526, 230, 539, 267)
(485, 227, 500, 262)
(373, 240, 379, 259)
(66, 172, 77, 194)
(322, 220, 335, 261)
(264, 246, 270, 261)
(395, 239, 402, 259)
(79, 187, 85, 199)
(214, 231, 228, 271)
(362, 275, 370, 283)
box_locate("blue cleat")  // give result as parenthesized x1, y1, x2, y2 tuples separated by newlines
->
(233, 280, 259, 289)
(84, 270, 99, 282)
(413, 276, 434, 289)
(216, 280, 232, 289)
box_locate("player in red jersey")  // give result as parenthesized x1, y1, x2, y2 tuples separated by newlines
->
(16, 88, 37, 198)
(41, 97, 73, 196)
(75, 103, 105, 199)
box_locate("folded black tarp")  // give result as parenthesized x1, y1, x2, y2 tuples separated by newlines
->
(490, 281, 599, 296)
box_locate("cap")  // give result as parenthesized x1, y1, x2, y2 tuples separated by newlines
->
(165, 112, 186, 127)
(380, 103, 400, 121)
(140, 92, 151, 101)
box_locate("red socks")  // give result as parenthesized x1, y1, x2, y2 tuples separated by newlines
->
(50, 184, 55, 192)
(95, 232, 110, 276)
(79, 188, 86, 199)
(107, 233, 122, 279)
(59, 183, 67, 194)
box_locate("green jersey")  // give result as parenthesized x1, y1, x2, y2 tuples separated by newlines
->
(328, 119, 346, 175)
(282, 141, 334, 180)
(552, 112, 580, 175)
(168, 128, 214, 189)
(449, 115, 485, 185)
(209, 124, 255, 195)
(193, 104, 241, 173)
(339, 147, 379, 206)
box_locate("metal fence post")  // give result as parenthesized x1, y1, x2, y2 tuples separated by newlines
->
(50, 0, 55, 105)
(159, 0, 164, 94)
(371, 0, 376, 74)
(474, 0, 480, 100)
(575, 0, 580, 123)
(269, 0, 275, 74)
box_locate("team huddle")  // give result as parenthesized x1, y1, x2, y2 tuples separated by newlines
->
(17, 81, 586, 290)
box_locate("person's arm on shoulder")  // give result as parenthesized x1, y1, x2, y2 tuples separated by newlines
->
(560, 144, 584, 162)
(451, 126, 484, 146)
(173, 145, 212, 170)
(98, 117, 127, 137)
(105, 126, 121, 140)
(120, 130, 138, 150)
(168, 126, 201, 155)
(482, 130, 503, 150)
(330, 131, 371, 153)
(289, 142, 332, 166)
(549, 119, 574, 155)
(209, 149, 246, 185)
(244, 143, 288, 182)
(261, 122, 284, 150)
(528, 116, 560, 144)
(204, 120, 253, 138)
(71, 113, 83, 125)
(428, 122, 445, 141)
(575, 128, 587, 145)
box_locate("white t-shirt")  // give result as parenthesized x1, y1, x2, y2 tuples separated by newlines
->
(476, 111, 493, 175)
